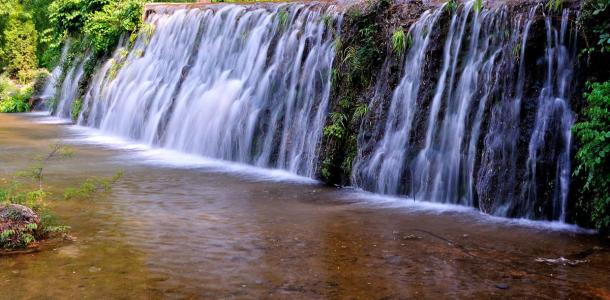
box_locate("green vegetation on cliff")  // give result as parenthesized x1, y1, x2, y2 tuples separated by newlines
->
(573, 0, 610, 233)
(574, 81, 610, 233)
(320, 0, 389, 184)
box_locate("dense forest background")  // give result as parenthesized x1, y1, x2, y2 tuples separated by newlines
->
(0, 0, 608, 232)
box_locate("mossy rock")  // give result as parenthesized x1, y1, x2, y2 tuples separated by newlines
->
(0, 204, 42, 250)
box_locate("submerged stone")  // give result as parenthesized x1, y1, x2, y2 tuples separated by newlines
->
(495, 283, 509, 290)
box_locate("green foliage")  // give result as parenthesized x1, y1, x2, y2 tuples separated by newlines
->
(41, 0, 143, 67)
(324, 112, 347, 139)
(22, 0, 56, 66)
(320, 0, 388, 184)
(573, 81, 610, 232)
(84, 0, 144, 55)
(581, 0, 610, 55)
(277, 9, 289, 29)
(1, 145, 122, 249)
(391, 28, 408, 55)
(512, 43, 522, 59)
(21, 233, 35, 245)
(0, 78, 32, 113)
(32, 69, 50, 94)
(473, 0, 484, 13)
(108, 58, 126, 80)
(0, 202, 42, 249)
(49, 0, 94, 35)
(352, 103, 369, 121)
(0, 229, 15, 241)
(139, 23, 156, 46)
(352, 25, 380, 85)
(64, 170, 123, 200)
(70, 97, 82, 120)
(25, 223, 38, 231)
(0, 96, 31, 113)
(133, 49, 144, 58)
(445, 0, 458, 12)
(321, 14, 333, 29)
(320, 157, 332, 181)
(0, 5, 38, 83)
(546, 0, 564, 11)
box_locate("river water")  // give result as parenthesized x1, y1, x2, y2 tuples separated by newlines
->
(0, 113, 609, 299)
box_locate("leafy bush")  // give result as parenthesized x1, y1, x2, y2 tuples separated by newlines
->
(84, 0, 144, 55)
(581, 0, 610, 55)
(0, 78, 32, 113)
(0, 97, 31, 113)
(573, 81, 610, 232)
(1, 7, 38, 83)
(48, 0, 87, 35)
(324, 112, 347, 139)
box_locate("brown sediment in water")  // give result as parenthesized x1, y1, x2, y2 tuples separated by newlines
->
(0, 113, 608, 299)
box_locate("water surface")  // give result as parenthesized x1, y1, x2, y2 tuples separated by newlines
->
(1, 113, 609, 299)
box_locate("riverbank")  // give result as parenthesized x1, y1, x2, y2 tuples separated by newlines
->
(1, 113, 609, 298)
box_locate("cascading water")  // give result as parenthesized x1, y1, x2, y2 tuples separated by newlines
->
(477, 6, 538, 217)
(521, 9, 577, 221)
(352, 2, 578, 221)
(48, 0, 582, 223)
(53, 49, 90, 119)
(78, 4, 341, 177)
(38, 44, 70, 108)
(351, 8, 444, 194)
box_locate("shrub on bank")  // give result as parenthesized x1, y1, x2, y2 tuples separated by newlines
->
(0, 76, 36, 113)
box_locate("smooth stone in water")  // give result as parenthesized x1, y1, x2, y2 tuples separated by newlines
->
(495, 283, 509, 290)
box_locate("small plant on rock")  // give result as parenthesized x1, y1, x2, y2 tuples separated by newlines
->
(392, 28, 407, 55)
(445, 0, 458, 12)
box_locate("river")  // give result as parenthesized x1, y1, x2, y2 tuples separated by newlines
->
(0, 113, 609, 299)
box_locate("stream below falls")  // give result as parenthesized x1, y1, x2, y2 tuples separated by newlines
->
(0, 113, 609, 299)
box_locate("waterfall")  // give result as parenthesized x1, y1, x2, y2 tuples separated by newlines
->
(477, 6, 538, 216)
(411, 3, 517, 206)
(39, 46, 67, 102)
(53, 48, 90, 119)
(45, 1, 581, 222)
(78, 4, 341, 177)
(36, 42, 70, 111)
(522, 9, 577, 221)
(351, 8, 444, 194)
(351, 2, 578, 221)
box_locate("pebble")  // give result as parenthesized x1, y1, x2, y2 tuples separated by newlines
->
(495, 283, 509, 290)
(88, 266, 101, 273)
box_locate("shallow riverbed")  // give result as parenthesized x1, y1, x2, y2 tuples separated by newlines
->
(1, 113, 609, 299)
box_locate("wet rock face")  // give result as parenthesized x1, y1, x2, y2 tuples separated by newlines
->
(321, 0, 585, 222)
(0, 204, 42, 250)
